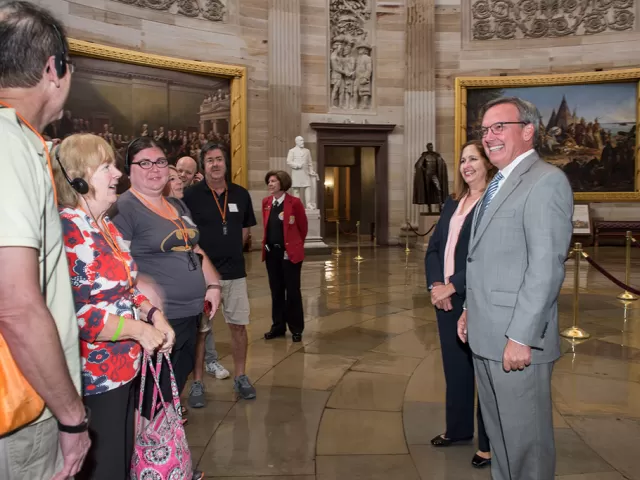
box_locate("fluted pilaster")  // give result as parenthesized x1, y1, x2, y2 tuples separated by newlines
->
(404, 0, 436, 225)
(268, 0, 301, 171)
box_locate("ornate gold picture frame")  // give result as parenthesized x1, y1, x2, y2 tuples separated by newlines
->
(454, 69, 640, 202)
(68, 39, 248, 188)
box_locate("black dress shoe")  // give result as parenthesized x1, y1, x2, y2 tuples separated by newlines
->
(264, 330, 286, 340)
(292, 333, 302, 342)
(430, 434, 474, 447)
(471, 453, 491, 468)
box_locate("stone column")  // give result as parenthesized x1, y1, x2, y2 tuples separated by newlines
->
(268, 0, 301, 171)
(404, 0, 436, 234)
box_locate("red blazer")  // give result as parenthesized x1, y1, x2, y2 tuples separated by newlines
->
(261, 193, 308, 264)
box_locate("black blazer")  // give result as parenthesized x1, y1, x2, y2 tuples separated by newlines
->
(425, 195, 478, 299)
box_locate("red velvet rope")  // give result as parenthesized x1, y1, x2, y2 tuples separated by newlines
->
(581, 253, 640, 296)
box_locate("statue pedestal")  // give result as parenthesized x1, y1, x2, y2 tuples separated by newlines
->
(304, 209, 331, 255)
(416, 213, 440, 251)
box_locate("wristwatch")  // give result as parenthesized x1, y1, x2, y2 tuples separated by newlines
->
(57, 406, 91, 434)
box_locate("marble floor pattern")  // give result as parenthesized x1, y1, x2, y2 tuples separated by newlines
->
(183, 246, 640, 479)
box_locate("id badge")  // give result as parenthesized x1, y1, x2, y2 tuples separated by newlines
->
(222, 224, 228, 236)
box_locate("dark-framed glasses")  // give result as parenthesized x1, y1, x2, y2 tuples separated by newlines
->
(131, 158, 169, 169)
(477, 121, 527, 138)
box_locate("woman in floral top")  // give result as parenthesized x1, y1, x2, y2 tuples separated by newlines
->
(53, 134, 175, 480)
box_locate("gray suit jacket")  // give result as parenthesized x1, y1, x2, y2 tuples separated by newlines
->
(466, 151, 573, 364)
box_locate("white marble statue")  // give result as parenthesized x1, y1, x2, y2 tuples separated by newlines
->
(286, 136, 319, 210)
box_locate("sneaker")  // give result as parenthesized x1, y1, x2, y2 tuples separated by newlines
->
(188, 381, 206, 409)
(205, 360, 230, 379)
(233, 375, 256, 400)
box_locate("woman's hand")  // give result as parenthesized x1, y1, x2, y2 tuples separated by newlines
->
(135, 322, 166, 354)
(205, 287, 221, 319)
(435, 298, 453, 311)
(152, 311, 176, 354)
(431, 283, 455, 305)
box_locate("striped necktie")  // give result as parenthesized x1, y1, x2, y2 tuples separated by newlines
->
(474, 172, 503, 233)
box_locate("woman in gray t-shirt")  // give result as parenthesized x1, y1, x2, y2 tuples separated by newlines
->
(112, 137, 222, 416)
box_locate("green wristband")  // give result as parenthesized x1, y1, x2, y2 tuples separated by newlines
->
(111, 316, 125, 342)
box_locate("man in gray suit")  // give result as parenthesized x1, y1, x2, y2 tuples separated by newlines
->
(457, 97, 573, 480)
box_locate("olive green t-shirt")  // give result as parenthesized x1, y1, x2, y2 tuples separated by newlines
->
(0, 108, 81, 424)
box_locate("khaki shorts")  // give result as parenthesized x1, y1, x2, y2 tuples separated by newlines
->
(199, 277, 251, 333)
(0, 417, 62, 480)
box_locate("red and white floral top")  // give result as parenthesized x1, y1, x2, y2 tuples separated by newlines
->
(60, 207, 148, 396)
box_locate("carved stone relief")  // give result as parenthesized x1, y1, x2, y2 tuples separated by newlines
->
(329, 0, 375, 111)
(114, 0, 226, 22)
(471, 0, 635, 40)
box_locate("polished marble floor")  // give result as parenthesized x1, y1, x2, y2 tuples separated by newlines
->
(184, 245, 640, 479)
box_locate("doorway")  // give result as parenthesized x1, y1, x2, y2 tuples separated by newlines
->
(323, 146, 376, 246)
(310, 122, 395, 245)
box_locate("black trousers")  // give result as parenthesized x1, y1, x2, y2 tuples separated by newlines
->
(77, 381, 136, 480)
(265, 247, 304, 335)
(436, 295, 490, 453)
(139, 314, 199, 419)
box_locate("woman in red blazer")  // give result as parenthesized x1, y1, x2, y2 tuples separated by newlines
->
(262, 170, 308, 342)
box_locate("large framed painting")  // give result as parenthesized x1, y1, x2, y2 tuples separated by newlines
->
(45, 39, 247, 187)
(454, 69, 640, 201)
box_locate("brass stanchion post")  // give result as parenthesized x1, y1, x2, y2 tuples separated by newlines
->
(354, 221, 364, 262)
(561, 242, 591, 340)
(333, 219, 342, 256)
(617, 231, 638, 301)
(404, 220, 411, 254)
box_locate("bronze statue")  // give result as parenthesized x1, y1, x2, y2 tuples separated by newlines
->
(412, 143, 449, 213)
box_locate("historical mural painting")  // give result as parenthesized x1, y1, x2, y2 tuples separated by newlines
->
(44, 55, 231, 167)
(471, 0, 636, 40)
(329, 0, 374, 111)
(466, 82, 637, 194)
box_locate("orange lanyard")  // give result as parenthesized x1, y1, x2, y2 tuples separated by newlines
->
(0, 100, 57, 204)
(130, 189, 192, 250)
(210, 185, 228, 225)
(100, 217, 134, 293)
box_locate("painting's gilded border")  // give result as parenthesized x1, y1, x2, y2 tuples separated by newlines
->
(454, 68, 640, 202)
(69, 39, 248, 188)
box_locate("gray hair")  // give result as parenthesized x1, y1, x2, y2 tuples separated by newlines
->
(481, 96, 541, 148)
(0, 1, 67, 88)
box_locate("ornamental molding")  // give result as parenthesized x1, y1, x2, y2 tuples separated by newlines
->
(112, 0, 226, 22)
(470, 0, 636, 40)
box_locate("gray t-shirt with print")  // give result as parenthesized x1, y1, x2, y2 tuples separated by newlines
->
(112, 191, 206, 320)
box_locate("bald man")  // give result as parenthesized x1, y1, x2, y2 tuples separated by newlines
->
(176, 156, 203, 186)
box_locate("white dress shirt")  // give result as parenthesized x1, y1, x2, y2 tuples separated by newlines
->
(272, 193, 285, 207)
(493, 149, 534, 196)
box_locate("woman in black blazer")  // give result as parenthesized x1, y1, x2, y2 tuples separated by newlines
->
(425, 140, 497, 468)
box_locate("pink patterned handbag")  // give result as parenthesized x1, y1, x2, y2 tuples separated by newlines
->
(131, 352, 193, 480)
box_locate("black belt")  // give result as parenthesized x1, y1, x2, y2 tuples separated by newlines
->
(265, 243, 283, 252)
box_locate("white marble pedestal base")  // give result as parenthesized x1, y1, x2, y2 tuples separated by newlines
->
(304, 209, 331, 255)
(416, 214, 440, 251)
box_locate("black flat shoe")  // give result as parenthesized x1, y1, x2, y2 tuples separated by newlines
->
(430, 434, 474, 447)
(264, 330, 286, 340)
(292, 333, 302, 342)
(471, 453, 491, 468)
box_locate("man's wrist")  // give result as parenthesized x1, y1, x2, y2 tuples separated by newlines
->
(57, 405, 91, 433)
(207, 284, 221, 291)
(56, 399, 87, 428)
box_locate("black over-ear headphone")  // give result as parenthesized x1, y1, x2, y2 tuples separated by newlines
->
(55, 149, 89, 195)
(124, 139, 135, 175)
(50, 24, 68, 79)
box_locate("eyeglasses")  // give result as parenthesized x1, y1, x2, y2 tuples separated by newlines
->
(477, 121, 527, 138)
(131, 158, 169, 169)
